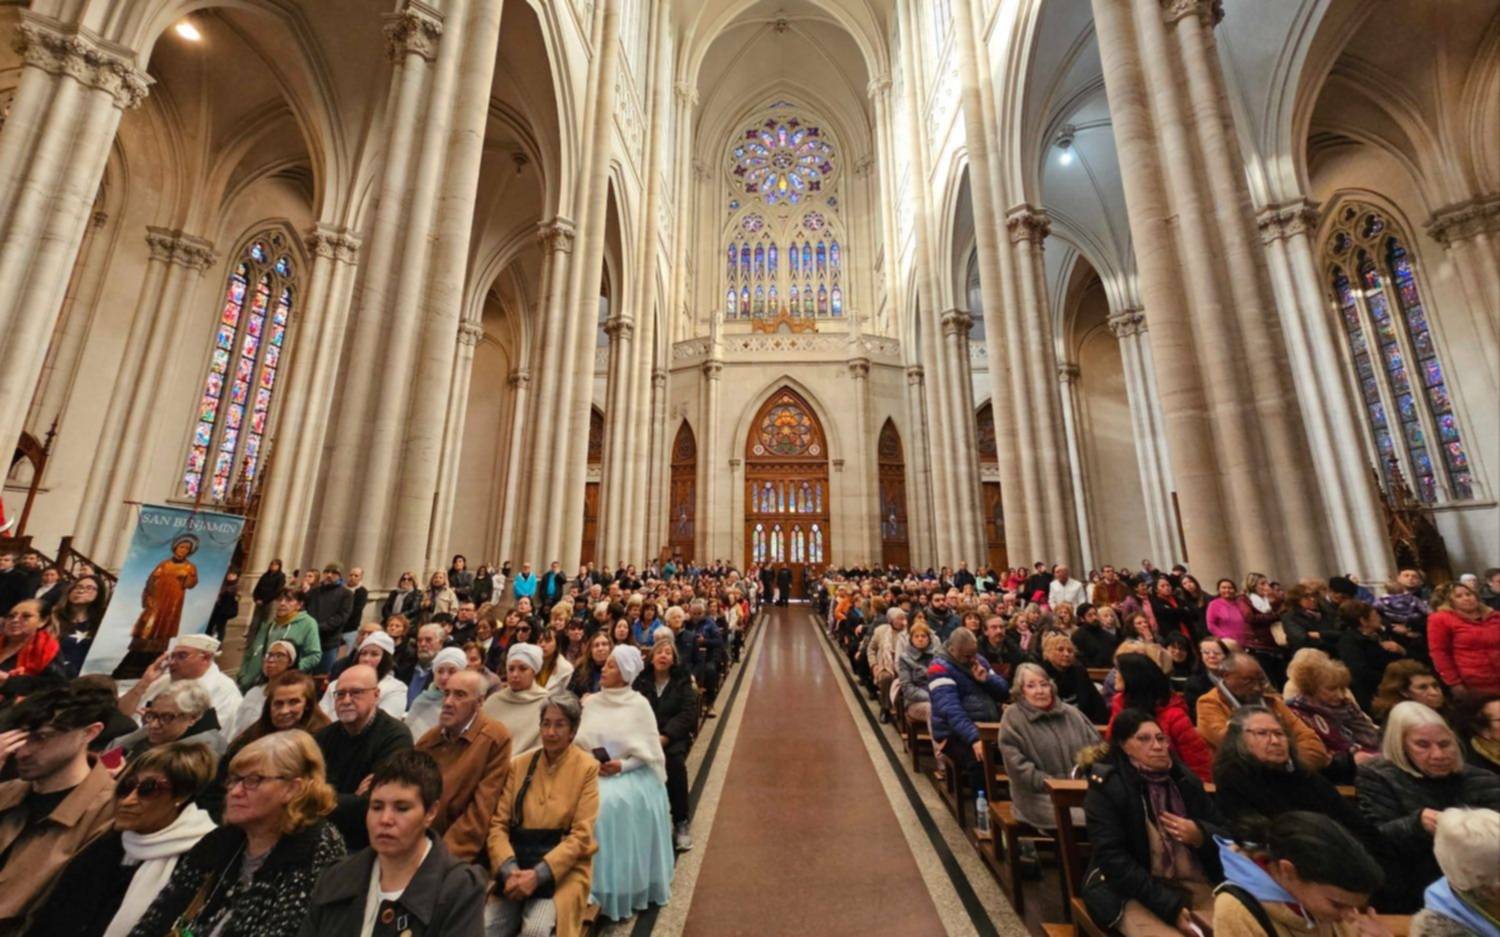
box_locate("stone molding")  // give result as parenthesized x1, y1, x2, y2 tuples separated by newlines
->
(905, 365, 925, 386)
(847, 357, 871, 379)
(1058, 362, 1081, 384)
(1161, 0, 1224, 27)
(652, 369, 668, 388)
(673, 81, 698, 106)
(1107, 308, 1147, 339)
(1426, 195, 1500, 246)
(383, 2, 443, 62)
(508, 369, 531, 389)
(456, 322, 483, 347)
(15, 13, 151, 109)
(941, 309, 974, 337)
(602, 315, 635, 340)
(307, 225, 362, 264)
(701, 359, 723, 380)
(536, 218, 577, 254)
(145, 226, 217, 271)
(1256, 199, 1319, 244)
(1005, 204, 1051, 244)
(867, 74, 892, 100)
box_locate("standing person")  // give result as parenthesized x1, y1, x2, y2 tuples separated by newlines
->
(634, 638, 699, 852)
(448, 555, 475, 602)
(511, 562, 538, 606)
(246, 559, 285, 648)
(305, 565, 354, 673)
(1050, 565, 1088, 610)
(1427, 583, 1500, 698)
(419, 571, 457, 623)
(238, 588, 322, 691)
(314, 665, 414, 851)
(127, 731, 345, 937)
(382, 572, 422, 621)
(775, 566, 792, 606)
(0, 683, 117, 931)
(412, 669, 512, 863)
(50, 575, 110, 677)
(340, 567, 369, 654)
(298, 751, 485, 936)
(206, 571, 240, 643)
(540, 562, 567, 613)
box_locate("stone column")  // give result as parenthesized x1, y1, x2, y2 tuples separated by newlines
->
(1108, 309, 1181, 565)
(646, 369, 669, 559)
(847, 356, 876, 564)
(425, 321, 485, 571)
(254, 224, 362, 571)
(904, 365, 938, 568)
(0, 12, 149, 459)
(517, 219, 577, 563)
(26, 206, 110, 434)
(699, 358, 724, 562)
(599, 315, 635, 563)
(868, 75, 901, 336)
(939, 309, 987, 564)
(1089, 0, 1325, 577)
(1426, 195, 1500, 380)
(84, 228, 217, 565)
(1056, 362, 1094, 572)
(1008, 205, 1079, 565)
(1259, 200, 1390, 580)
(496, 368, 532, 563)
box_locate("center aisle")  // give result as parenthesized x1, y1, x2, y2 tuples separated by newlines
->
(681, 607, 947, 936)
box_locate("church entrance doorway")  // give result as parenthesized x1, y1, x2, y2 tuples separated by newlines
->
(745, 387, 829, 599)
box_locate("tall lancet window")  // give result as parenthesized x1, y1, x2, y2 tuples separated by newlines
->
(1322, 201, 1474, 503)
(180, 230, 296, 502)
(723, 105, 847, 320)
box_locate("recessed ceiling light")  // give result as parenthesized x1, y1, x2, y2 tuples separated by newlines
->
(174, 20, 203, 42)
(1054, 124, 1077, 167)
(1058, 148, 1074, 167)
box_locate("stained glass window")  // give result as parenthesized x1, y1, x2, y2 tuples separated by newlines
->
(181, 231, 296, 501)
(1322, 202, 1475, 502)
(731, 117, 835, 207)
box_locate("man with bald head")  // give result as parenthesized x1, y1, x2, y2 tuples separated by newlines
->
(413, 669, 511, 862)
(314, 663, 413, 849)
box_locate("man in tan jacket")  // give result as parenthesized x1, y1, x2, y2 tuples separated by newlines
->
(414, 669, 511, 862)
(1196, 652, 1330, 771)
(0, 683, 117, 934)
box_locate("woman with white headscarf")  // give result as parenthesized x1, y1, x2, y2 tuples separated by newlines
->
(405, 646, 467, 740)
(576, 644, 675, 920)
(482, 642, 554, 755)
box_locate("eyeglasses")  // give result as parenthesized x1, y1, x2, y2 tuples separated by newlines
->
(142, 711, 192, 725)
(226, 773, 290, 792)
(332, 687, 377, 700)
(117, 776, 173, 800)
(1244, 727, 1287, 740)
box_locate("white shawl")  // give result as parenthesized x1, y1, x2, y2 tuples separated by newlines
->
(104, 803, 217, 937)
(576, 687, 666, 783)
(482, 683, 552, 754)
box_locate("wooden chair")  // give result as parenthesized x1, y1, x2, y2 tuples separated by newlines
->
(1047, 778, 1095, 930)
(1087, 667, 1111, 683)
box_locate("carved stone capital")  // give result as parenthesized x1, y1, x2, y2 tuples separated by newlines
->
(90, 209, 110, 230)
(1005, 204, 1051, 244)
(905, 365, 925, 387)
(941, 309, 974, 337)
(832, 459, 845, 472)
(536, 218, 577, 255)
(729, 458, 742, 470)
(854, 155, 875, 178)
(1058, 362, 1081, 384)
(1426, 195, 1500, 246)
(1107, 308, 1148, 339)
(1256, 199, 1320, 244)
(701, 359, 723, 380)
(307, 224, 362, 264)
(145, 226, 217, 271)
(673, 81, 698, 106)
(457, 322, 483, 347)
(383, 3, 443, 62)
(602, 316, 635, 340)
(847, 357, 871, 379)
(508, 368, 531, 389)
(652, 368, 668, 389)
(1161, 0, 1224, 27)
(866, 74, 892, 100)
(15, 14, 151, 109)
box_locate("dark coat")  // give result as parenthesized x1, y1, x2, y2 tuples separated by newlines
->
(315, 710, 414, 850)
(251, 569, 285, 606)
(297, 834, 485, 937)
(344, 586, 369, 633)
(1339, 630, 1406, 711)
(23, 831, 135, 936)
(1042, 660, 1109, 724)
(634, 667, 700, 757)
(382, 588, 422, 621)
(1213, 757, 1377, 843)
(128, 821, 345, 937)
(305, 582, 353, 642)
(1072, 624, 1118, 669)
(1081, 754, 1224, 928)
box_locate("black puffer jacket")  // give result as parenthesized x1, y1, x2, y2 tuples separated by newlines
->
(1356, 757, 1500, 910)
(635, 667, 700, 758)
(1081, 754, 1224, 929)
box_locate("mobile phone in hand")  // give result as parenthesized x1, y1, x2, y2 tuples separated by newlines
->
(591, 747, 610, 763)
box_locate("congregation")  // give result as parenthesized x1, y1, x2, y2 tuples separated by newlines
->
(0, 556, 751, 937)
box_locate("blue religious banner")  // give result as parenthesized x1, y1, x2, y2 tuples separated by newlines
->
(83, 504, 245, 679)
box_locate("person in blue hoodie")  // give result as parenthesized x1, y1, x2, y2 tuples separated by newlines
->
(1413, 808, 1500, 937)
(1213, 811, 1388, 937)
(928, 628, 1009, 798)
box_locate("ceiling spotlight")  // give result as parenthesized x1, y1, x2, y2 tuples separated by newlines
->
(1055, 124, 1076, 166)
(174, 20, 203, 42)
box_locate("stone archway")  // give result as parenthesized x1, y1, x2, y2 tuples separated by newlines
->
(744, 386, 830, 598)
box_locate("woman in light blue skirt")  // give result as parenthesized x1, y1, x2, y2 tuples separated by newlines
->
(575, 644, 676, 919)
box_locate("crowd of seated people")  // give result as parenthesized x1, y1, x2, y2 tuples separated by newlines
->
(0, 554, 760, 935)
(812, 559, 1500, 937)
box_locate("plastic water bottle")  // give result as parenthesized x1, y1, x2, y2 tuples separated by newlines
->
(976, 791, 991, 836)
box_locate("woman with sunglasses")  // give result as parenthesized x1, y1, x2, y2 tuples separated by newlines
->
(128, 730, 344, 937)
(27, 742, 218, 936)
(381, 572, 422, 621)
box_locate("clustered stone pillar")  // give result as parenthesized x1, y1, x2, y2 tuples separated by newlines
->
(1089, 0, 1331, 578)
(1107, 308, 1183, 565)
(1258, 200, 1389, 580)
(847, 356, 876, 564)
(904, 365, 938, 568)
(646, 369, 670, 559)
(699, 357, 725, 561)
(0, 11, 149, 466)
(599, 314, 635, 564)
(78, 228, 217, 565)
(1056, 363, 1094, 571)
(1426, 195, 1500, 380)
(426, 321, 486, 571)
(496, 368, 533, 564)
(26, 205, 110, 435)
(937, 310, 987, 562)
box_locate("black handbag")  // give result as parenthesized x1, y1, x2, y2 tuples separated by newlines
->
(505, 751, 566, 898)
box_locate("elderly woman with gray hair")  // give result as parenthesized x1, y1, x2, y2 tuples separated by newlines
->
(109, 680, 226, 760)
(998, 662, 1102, 830)
(485, 692, 600, 937)
(1412, 808, 1500, 937)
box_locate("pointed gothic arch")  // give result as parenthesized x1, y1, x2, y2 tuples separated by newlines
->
(745, 386, 830, 597)
(669, 421, 697, 562)
(877, 419, 910, 569)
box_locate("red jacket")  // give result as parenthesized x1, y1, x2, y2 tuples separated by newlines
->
(6, 630, 59, 677)
(1109, 690, 1213, 782)
(1427, 607, 1500, 696)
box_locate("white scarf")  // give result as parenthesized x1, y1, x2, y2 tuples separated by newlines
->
(576, 687, 666, 782)
(1249, 594, 1273, 614)
(482, 683, 551, 754)
(104, 804, 217, 937)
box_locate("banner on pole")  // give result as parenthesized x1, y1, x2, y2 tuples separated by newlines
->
(82, 504, 245, 679)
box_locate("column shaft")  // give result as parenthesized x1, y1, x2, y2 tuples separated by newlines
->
(425, 322, 484, 571)
(519, 222, 577, 562)
(903, 367, 937, 568)
(496, 369, 533, 563)
(1057, 364, 1094, 571)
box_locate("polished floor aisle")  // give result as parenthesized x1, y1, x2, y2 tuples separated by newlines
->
(681, 607, 946, 935)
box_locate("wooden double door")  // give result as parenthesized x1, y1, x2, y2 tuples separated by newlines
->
(744, 387, 830, 598)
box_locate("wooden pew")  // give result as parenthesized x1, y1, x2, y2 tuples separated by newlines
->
(1046, 778, 1093, 930)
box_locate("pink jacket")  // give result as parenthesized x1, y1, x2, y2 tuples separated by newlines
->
(1206, 597, 1252, 646)
(1427, 607, 1500, 696)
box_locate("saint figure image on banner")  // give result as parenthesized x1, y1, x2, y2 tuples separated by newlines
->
(127, 534, 200, 655)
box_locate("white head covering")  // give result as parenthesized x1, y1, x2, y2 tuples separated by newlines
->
(360, 631, 396, 656)
(171, 634, 220, 655)
(267, 639, 297, 660)
(432, 647, 467, 672)
(611, 644, 645, 686)
(507, 642, 543, 674)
